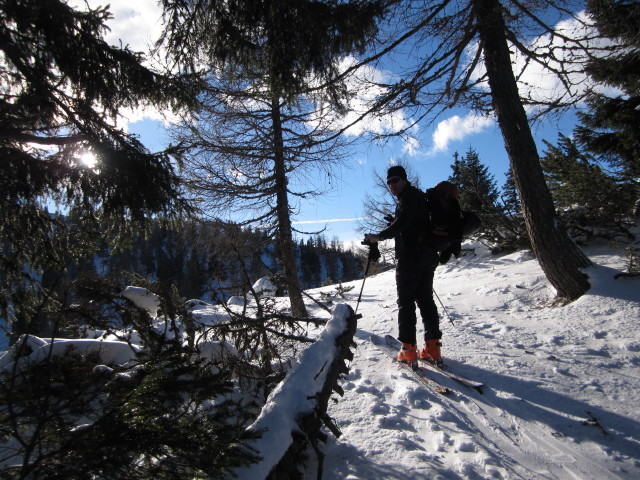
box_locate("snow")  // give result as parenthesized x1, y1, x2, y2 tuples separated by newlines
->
(234, 304, 351, 479)
(310, 240, 640, 480)
(121, 286, 161, 317)
(252, 276, 277, 297)
(1, 337, 139, 373)
(1, 240, 639, 479)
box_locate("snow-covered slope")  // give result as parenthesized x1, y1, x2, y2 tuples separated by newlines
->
(307, 241, 640, 479)
(2, 240, 638, 479)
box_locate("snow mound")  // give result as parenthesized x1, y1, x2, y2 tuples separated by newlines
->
(121, 286, 161, 317)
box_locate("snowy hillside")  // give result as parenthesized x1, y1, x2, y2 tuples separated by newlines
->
(2, 239, 638, 479)
(307, 240, 640, 479)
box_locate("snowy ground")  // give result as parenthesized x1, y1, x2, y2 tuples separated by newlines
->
(305, 240, 640, 480)
(2, 239, 639, 479)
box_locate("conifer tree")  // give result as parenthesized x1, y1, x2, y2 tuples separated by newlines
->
(449, 147, 499, 212)
(159, 0, 385, 317)
(541, 134, 633, 239)
(1, 3, 264, 477)
(542, 135, 620, 216)
(501, 169, 521, 214)
(0, 277, 260, 479)
(448, 147, 517, 247)
(0, 0, 196, 340)
(574, 0, 640, 215)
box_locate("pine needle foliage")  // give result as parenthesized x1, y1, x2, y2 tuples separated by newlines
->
(574, 0, 640, 215)
(449, 148, 499, 213)
(1, 0, 199, 341)
(542, 135, 625, 218)
(449, 148, 527, 250)
(159, 0, 385, 101)
(540, 0, 640, 241)
(541, 134, 635, 242)
(0, 276, 261, 480)
(1, 0, 197, 217)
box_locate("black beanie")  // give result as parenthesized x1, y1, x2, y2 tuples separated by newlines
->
(387, 165, 407, 180)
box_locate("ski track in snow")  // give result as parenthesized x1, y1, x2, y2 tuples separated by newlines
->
(304, 241, 640, 479)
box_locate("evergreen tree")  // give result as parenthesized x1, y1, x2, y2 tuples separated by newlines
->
(0, 4, 267, 476)
(1, 0, 196, 340)
(448, 147, 518, 247)
(449, 147, 500, 212)
(574, 0, 640, 215)
(501, 169, 521, 214)
(541, 134, 633, 239)
(299, 238, 321, 289)
(0, 277, 260, 479)
(493, 168, 529, 250)
(159, 0, 385, 317)
(542, 134, 619, 216)
(7, 210, 365, 317)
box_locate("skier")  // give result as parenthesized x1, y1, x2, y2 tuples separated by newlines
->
(364, 166, 443, 366)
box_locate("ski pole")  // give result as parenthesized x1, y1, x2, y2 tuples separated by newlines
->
(355, 254, 372, 314)
(355, 239, 380, 314)
(433, 288, 455, 326)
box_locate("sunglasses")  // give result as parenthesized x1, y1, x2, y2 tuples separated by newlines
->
(387, 176, 403, 186)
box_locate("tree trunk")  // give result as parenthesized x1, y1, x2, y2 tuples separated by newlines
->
(474, 0, 592, 301)
(271, 96, 308, 317)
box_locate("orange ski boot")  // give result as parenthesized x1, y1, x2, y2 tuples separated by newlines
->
(397, 343, 418, 366)
(420, 340, 444, 367)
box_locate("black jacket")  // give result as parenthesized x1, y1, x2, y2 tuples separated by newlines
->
(378, 183, 430, 259)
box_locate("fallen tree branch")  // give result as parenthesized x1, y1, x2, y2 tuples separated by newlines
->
(268, 305, 358, 480)
(230, 304, 358, 480)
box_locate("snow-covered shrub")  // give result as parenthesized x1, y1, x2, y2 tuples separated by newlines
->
(0, 277, 261, 479)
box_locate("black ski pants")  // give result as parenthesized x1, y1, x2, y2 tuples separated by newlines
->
(396, 247, 441, 345)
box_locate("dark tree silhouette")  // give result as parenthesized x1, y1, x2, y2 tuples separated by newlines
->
(575, 0, 640, 216)
(1, 0, 197, 339)
(357, 0, 599, 300)
(158, 0, 385, 316)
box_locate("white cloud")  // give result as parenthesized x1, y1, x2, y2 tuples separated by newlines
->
(67, 1, 169, 130)
(465, 11, 615, 113)
(309, 56, 419, 154)
(429, 114, 493, 153)
(69, 4, 421, 150)
(512, 12, 598, 107)
(401, 133, 421, 156)
(69, 0, 163, 54)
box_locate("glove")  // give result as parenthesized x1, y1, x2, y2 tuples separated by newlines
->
(450, 240, 462, 258)
(439, 250, 452, 265)
(369, 242, 381, 262)
(438, 241, 462, 265)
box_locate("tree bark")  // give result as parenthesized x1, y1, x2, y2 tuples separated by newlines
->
(271, 95, 308, 317)
(474, 0, 592, 301)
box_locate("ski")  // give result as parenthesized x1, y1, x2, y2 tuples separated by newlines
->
(384, 335, 485, 393)
(370, 335, 450, 395)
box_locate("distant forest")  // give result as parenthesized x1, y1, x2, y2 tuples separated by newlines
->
(45, 218, 366, 303)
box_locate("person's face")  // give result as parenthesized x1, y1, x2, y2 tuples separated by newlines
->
(387, 176, 407, 197)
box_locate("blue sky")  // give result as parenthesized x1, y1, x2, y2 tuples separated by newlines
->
(128, 112, 579, 245)
(84, 0, 588, 245)
(129, 103, 580, 245)
(281, 111, 579, 245)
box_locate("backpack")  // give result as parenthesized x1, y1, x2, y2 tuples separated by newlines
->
(425, 181, 480, 263)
